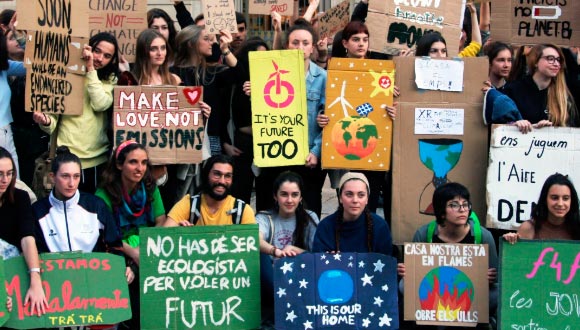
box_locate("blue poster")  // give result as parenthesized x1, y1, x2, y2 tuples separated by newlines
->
(274, 253, 399, 329)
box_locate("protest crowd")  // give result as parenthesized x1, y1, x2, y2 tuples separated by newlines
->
(0, 0, 579, 329)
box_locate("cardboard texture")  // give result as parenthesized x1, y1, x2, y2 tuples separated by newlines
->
(491, 0, 579, 48)
(18, 0, 88, 115)
(139, 226, 261, 330)
(4, 252, 131, 329)
(274, 253, 399, 329)
(367, 0, 465, 56)
(249, 50, 309, 167)
(499, 240, 580, 330)
(113, 86, 205, 165)
(486, 125, 580, 230)
(202, 0, 237, 34)
(391, 57, 488, 245)
(248, 0, 295, 16)
(322, 58, 395, 171)
(404, 243, 489, 326)
(318, 0, 350, 39)
(88, 0, 147, 63)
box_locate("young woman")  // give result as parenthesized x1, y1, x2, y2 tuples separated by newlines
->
(257, 171, 319, 328)
(147, 8, 177, 52)
(503, 44, 579, 133)
(33, 32, 120, 193)
(133, 29, 181, 86)
(95, 140, 165, 330)
(255, 19, 327, 217)
(0, 147, 47, 315)
(312, 172, 392, 254)
(485, 42, 513, 90)
(504, 173, 580, 242)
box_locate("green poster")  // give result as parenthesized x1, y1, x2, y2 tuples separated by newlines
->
(0, 258, 8, 326)
(499, 240, 580, 330)
(140, 225, 261, 330)
(4, 252, 131, 329)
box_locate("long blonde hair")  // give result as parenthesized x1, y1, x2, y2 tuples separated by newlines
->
(527, 43, 577, 126)
(133, 29, 177, 85)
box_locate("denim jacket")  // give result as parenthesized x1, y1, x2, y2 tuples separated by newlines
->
(306, 61, 326, 158)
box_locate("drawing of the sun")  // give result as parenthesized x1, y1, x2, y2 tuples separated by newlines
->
(369, 69, 395, 98)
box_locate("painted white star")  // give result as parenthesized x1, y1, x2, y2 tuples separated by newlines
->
(331, 83, 336, 88)
(369, 312, 375, 317)
(348, 262, 354, 268)
(286, 310, 297, 322)
(361, 273, 374, 287)
(378, 313, 392, 327)
(373, 296, 384, 307)
(362, 318, 371, 327)
(299, 279, 308, 288)
(373, 260, 385, 273)
(349, 256, 354, 260)
(301, 263, 306, 269)
(321, 254, 326, 260)
(382, 284, 389, 292)
(333, 253, 342, 261)
(358, 87, 363, 92)
(349, 62, 354, 68)
(304, 320, 313, 329)
(289, 279, 293, 284)
(325, 260, 329, 265)
(358, 260, 365, 268)
(280, 262, 294, 274)
(298, 292, 302, 297)
(287, 303, 291, 308)
(277, 288, 286, 298)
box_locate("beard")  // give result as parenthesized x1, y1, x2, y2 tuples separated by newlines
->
(205, 183, 231, 201)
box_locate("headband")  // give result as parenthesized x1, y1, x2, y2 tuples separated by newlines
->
(116, 140, 138, 159)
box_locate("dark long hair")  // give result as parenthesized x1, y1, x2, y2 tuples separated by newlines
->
(0, 31, 8, 71)
(532, 173, 580, 239)
(335, 177, 373, 252)
(51, 146, 81, 174)
(100, 142, 155, 207)
(234, 37, 269, 81)
(272, 171, 317, 250)
(485, 41, 513, 67)
(415, 32, 446, 57)
(133, 29, 177, 85)
(0, 147, 16, 204)
(432, 182, 472, 225)
(89, 32, 120, 81)
(147, 8, 177, 51)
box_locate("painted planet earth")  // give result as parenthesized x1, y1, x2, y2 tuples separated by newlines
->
(418, 266, 474, 317)
(331, 116, 378, 160)
(318, 270, 354, 304)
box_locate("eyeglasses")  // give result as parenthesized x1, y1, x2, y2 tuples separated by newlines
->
(541, 55, 561, 65)
(447, 201, 472, 211)
(0, 171, 14, 180)
(210, 170, 233, 180)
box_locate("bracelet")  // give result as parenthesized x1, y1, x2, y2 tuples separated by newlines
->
(222, 49, 231, 56)
(28, 268, 41, 273)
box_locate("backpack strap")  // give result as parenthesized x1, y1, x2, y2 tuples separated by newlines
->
(189, 194, 202, 225)
(427, 211, 482, 244)
(229, 198, 246, 225)
(427, 220, 437, 243)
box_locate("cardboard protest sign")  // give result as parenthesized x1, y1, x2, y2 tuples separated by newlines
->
(499, 240, 580, 330)
(322, 58, 395, 171)
(139, 226, 261, 330)
(391, 57, 488, 244)
(113, 85, 205, 165)
(275, 253, 398, 330)
(318, 0, 350, 39)
(202, 0, 237, 34)
(249, 50, 308, 167)
(404, 243, 489, 326)
(17, 0, 87, 115)
(486, 125, 580, 230)
(4, 252, 131, 329)
(367, 0, 464, 56)
(88, 0, 147, 63)
(491, 0, 579, 48)
(249, 0, 295, 16)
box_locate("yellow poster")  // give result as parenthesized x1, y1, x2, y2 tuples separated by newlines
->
(249, 50, 308, 167)
(322, 58, 395, 170)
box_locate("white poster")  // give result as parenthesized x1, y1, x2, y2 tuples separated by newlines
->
(414, 108, 464, 135)
(414, 58, 464, 92)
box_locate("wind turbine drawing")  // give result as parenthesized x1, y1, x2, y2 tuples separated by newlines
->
(328, 80, 353, 117)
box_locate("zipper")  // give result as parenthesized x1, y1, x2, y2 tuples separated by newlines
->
(63, 199, 72, 251)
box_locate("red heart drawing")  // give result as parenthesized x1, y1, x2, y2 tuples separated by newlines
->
(183, 87, 202, 105)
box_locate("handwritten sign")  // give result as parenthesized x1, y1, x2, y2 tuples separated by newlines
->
(202, 0, 237, 34)
(322, 58, 395, 171)
(414, 108, 464, 135)
(139, 226, 260, 330)
(491, 0, 579, 48)
(318, 0, 350, 38)
(17, 0, 87, 115)
(4, 252, 131, 329)
(486, 125, 580, 230)
(248, 0, 295, 16)
(88, 0, 147, 62)
(113, 86, 205, 165)
(274, 253, 399, 330)
(415, 58, 464, 92)
(249, 50, 308, 167)
(499, 240, 580, 330)
(404, 243, 489, 326)
(366, 0, 464, 56)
